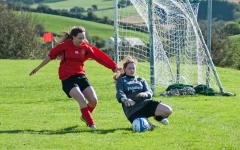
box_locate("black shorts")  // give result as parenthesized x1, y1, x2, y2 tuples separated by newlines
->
(128, 100, 160, 123)
(62, 74, 91, 98)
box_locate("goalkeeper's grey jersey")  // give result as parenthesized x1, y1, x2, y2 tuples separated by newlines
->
(116, 75, 153, 118)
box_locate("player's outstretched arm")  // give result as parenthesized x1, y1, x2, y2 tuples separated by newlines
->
(29, 56, 51, 76)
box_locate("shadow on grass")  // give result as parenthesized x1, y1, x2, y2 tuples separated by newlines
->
(0, 125, 132, 134)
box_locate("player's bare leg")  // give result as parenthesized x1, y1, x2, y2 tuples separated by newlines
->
(154, 103, 172, 125)
(70, 87, 96, 130)
(82, 86, 98, 109)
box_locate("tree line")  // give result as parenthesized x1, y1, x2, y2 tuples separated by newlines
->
(6, 2, 114, 25)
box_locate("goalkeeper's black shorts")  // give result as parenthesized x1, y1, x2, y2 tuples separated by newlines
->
(128, 100, 160, 123)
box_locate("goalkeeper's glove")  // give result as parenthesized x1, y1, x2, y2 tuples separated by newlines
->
(121, 98, 135, 107)
(135, 92, 149, 98)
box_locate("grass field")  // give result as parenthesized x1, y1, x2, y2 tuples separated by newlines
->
(34, 12, 114, 39)
(34, 12, 148, 42)
(31, 0, 114, 10)
(82, 9, 115, 20)
(30, 0, 130, 21)
(31, 0, 115, 19)
(0, 59, 240, 149)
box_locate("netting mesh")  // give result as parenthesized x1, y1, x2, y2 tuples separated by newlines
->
(116, 0, 220, 91)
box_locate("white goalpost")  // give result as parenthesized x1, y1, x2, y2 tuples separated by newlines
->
(114, 0, 224, 93)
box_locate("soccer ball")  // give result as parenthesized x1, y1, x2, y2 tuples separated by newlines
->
(132, 118, 149, 132)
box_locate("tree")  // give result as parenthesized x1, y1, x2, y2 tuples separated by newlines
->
(224, 21, 240, 35)
(92, 5, 97, 10)
(36, 4, 50, 12)
(91, 36, 105, 48)
(198, 20, 240, 70)
(70, 6, 85, 14)
(103, 16, 110, 24)
(87, 12, 97, 21)
(0, 0, 48, 59)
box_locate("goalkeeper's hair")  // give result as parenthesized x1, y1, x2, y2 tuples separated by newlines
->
(113, 55, 138, 81)
(55, 26, 89, 44)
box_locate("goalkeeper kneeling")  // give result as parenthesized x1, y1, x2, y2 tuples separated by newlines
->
(114, 56, 172, 130)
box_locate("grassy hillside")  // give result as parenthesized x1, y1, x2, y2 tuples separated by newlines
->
(34, 12, 148, 42)
(31, 0, 114, 10)
(31, 0, 115, 20)
(82, 9, 115, 20)
(35, 12, 114, 39)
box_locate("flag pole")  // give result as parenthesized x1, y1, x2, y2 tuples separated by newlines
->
(51, 34, 54, 48)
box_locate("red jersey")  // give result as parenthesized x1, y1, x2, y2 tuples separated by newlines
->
(48, 40, 118, 81)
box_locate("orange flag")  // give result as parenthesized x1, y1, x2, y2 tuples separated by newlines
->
(43, 32, 53, 42)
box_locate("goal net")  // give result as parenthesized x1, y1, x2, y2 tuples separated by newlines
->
(114, 0, 223, 93)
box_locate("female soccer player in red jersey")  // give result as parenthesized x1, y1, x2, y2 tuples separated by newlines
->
(29, 26, 122, 130)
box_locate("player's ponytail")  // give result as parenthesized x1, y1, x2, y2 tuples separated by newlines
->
(113, 72, 125, 81)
